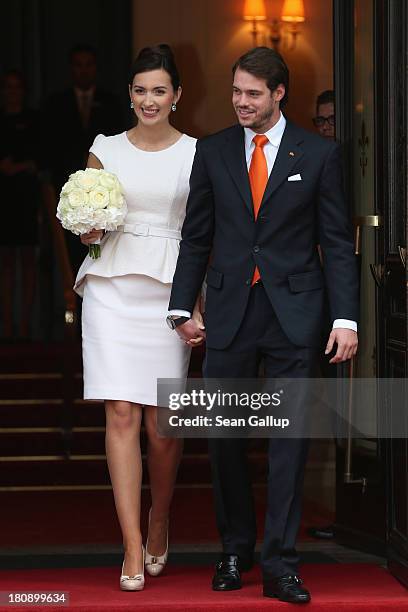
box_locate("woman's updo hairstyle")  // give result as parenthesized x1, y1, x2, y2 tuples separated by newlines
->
(128, 44, 181, 91)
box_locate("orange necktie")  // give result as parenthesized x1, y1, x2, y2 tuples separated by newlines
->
(249, 134, 269, 285)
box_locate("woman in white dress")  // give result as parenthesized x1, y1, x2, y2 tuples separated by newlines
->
(74, 45, 204, 590)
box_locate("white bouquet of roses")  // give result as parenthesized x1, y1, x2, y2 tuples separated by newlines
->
(56, 168, 127, 259)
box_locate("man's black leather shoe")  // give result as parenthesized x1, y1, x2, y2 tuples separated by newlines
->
(263, 574, 311, 603)
(212, 554, 243, 591)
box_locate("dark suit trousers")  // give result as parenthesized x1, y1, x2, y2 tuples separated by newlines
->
(204, 282, 318, 578)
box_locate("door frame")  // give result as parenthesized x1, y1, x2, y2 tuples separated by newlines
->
(376, 0, 408, 586)
(333, 0, 408, 579)
(333, 0, 386, 555)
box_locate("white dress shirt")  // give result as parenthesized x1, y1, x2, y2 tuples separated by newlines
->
(169, 112, 357, 333)
(244, 111, 286, 173)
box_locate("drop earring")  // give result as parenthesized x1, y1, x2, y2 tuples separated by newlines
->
(130, 102, 134, 109)
(171, 103, 177, 112)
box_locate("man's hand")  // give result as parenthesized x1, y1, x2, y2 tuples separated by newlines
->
(176, 316, 206, 347)
(325, 328, 358, 364)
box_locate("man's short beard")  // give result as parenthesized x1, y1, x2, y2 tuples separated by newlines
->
(246, 106, 274, 130)
(235, 105, 275, 130)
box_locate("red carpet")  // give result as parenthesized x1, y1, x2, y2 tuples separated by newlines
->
(0, 564, 407, 611)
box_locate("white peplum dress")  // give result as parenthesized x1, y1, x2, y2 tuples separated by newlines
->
(74, 131, 197, 406)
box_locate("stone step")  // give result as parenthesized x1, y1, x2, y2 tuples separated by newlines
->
(0, 452, 268, 488)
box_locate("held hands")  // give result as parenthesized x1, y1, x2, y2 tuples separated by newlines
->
(325, 328, 358, 363)
(176, 308, 206, 347)
(80, 229, 104, 245)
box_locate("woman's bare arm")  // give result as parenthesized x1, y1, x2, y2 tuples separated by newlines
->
(87, 152, 103, 169)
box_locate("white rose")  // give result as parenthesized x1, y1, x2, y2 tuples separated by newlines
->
(69, 170, 84, 181)
(84, 168, 101, 174)
(89, 187, 110, 209)
(56, 204, 69, 220)
(109, 189, 124, 207)
(68, 189, 88, 208)
(61, 180, 77, 195)
(57, 193, 69, 209)
(99, 172, 118, 190)
(75, 170, 100, 191)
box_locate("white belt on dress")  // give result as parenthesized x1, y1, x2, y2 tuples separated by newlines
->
(118, 223, 181, 240)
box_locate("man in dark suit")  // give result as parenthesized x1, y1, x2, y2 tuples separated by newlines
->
(167, 48, 359, 604)
(43, 44, 125, 272)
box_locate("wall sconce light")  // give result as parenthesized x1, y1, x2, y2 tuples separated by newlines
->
(279, 0, 305, 48)
(243, 0, 305, 51)
(243, 0, 267, 47)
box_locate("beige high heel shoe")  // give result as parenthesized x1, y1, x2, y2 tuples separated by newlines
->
(120, 546, 145, 591)
(145, 509, 168, 577)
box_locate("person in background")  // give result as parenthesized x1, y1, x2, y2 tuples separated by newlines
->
(312, 90, 335, 139)
(0, 70, 41, 340)
(43, 44, 125, 273)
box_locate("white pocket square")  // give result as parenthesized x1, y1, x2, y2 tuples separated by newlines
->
(288, 174, 302, 181)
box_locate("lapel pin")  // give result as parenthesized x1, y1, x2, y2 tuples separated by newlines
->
(289, 151, 295, 157)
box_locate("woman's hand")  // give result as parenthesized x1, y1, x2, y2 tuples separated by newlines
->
(187, 306, 205, 346)
(80, 229, 104, 245)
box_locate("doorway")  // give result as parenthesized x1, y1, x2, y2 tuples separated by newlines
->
(334, 0, 408, 581)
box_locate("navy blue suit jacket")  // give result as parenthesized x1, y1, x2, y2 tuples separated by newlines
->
(169, 121, 359, 349)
